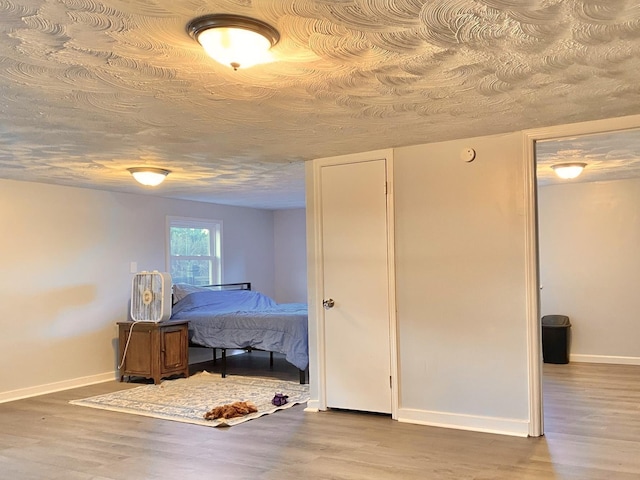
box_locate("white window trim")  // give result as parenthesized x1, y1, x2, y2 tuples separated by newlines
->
(166, 216, 223, 285)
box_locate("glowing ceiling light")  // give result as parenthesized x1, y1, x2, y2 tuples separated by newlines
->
(127, 167, 171, 186)
(551, 163, 586, 179)
(187, 14, 280, 70)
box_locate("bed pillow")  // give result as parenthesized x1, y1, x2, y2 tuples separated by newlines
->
(172, 283, 213, 303)
(171, 289, 278, 316)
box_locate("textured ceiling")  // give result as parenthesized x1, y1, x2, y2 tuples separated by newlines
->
(1, 0, 639, 209)
(537, 128, 640, 186)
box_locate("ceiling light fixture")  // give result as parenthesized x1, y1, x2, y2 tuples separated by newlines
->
(551, 163, 586, 179)
(187, 14, 280, 70)
(127, 167, 171, 186)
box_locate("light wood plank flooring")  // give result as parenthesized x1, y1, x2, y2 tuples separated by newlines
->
(1, 355, 639, 479)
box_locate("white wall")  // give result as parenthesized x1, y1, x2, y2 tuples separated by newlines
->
(0, 178, 276, 401)
(307, 132, 531, 436)
(538, 178, 640, 364)
(393, 132, 529, 435)
(274, 209, 307, 303)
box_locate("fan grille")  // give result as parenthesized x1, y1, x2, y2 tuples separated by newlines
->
(131, 272, 171, 322)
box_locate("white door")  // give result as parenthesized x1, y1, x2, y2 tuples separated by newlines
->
(320, 159, 392, 414)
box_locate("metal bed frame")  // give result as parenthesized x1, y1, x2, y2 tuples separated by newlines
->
(185, 282, 308, 384)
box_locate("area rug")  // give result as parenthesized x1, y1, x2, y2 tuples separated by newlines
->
(70, 372, 309, 427)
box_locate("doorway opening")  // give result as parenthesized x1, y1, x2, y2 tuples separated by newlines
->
(525, 115, 640, 436)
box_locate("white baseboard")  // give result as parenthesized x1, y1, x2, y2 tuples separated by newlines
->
(305, 399, 323, 412)
(0, 371, 115, 404)
(303, 401, 529, 437)
(570, 354, 640, 366)
(397, 407, 529, 437)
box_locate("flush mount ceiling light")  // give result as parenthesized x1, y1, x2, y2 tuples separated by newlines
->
(551, 162, 587, 179)
(127, 167, 171, 186)
(187, 14, 280, 70)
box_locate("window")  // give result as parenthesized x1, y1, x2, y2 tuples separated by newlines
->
(167, 217, 222, 286)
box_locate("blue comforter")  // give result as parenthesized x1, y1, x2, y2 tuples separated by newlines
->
(170, 290, 308, 371)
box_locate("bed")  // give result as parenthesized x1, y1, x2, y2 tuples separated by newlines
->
(169, 282, 308, 383)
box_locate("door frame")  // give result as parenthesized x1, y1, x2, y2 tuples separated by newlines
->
(307, 148, 398, 418)
(523, 113, 640, 437)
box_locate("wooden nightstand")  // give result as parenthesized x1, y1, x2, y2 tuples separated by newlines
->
(117, 321, 189, 384)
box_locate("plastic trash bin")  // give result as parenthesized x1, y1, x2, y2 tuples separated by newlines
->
(541, 315, 571, 364)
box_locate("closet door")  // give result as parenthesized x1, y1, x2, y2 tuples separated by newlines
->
(320, 159, 392, 414)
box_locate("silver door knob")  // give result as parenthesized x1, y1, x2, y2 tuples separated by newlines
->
(323, 298, 335, 310)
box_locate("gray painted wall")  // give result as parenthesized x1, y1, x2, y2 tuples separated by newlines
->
(393, 132, 529, 433)
(538, 178, 640, 364)
(306, 131, 531, 436)
(0, 178, 281, 400)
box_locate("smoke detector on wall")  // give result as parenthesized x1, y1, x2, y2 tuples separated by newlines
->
(461, 148, 476, 163)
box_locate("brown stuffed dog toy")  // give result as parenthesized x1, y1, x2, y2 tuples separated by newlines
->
(204, 401, 258, 420)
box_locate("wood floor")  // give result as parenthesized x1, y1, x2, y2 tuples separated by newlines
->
(1, 355, 639, 479)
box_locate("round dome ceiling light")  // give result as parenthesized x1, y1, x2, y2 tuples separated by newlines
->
(551, 163, 587, 180)
(187, 14, 280, 70)
(128, 167, 171, 186)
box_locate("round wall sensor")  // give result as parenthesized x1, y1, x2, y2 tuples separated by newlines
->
(461, 148, 476, 163)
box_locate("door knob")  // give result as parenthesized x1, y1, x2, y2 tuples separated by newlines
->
(323, 298, 335, 310)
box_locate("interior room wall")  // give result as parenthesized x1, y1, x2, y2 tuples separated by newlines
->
(306, 132, 531, 436)
(393, 132, 529, 436)
(0, 178, 276, 402)
(538, 178, 640, 364)
(273, 209, 307, 304)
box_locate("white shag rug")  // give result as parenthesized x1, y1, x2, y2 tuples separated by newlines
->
(70, 372, 309, 427)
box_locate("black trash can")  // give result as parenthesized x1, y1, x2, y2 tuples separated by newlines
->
(541, 315, 571, 364)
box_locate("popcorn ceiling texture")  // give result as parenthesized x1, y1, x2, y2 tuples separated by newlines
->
(0, 0, 639, 208)
(537, 129, 640, 186)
